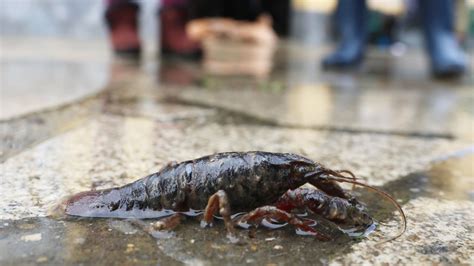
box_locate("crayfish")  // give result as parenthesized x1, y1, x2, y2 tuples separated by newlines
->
(64, 152, 406, 242)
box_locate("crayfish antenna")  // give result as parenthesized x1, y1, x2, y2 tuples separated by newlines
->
(323, 169, 359, 190)
(336, 170, 358, 180)
(327, 177, 407, 245)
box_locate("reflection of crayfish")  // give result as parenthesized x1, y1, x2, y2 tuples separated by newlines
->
(64, 151, 406, 242)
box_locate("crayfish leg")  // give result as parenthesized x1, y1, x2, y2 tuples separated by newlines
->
(128, 214, 183, 238)
(151, 213, 183, 231)
(201, 190, 236, 239)
(235, 206, 330, 241)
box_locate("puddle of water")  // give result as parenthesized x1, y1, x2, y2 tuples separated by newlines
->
(382, 153, 474, 204)
(0, 217, 177, 265)
(0, 215, 359, 265)
(340, 153, 474, 243)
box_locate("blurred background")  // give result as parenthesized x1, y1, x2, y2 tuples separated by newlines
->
(0, 1, 474, 265)
(1, 0, 473, 120)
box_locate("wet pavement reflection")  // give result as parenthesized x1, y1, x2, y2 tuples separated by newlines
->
(386, 153, 474, 202)
(0, 216, 351, 265)
(159, 57, 472, 139)
(1, 39, 473, 264)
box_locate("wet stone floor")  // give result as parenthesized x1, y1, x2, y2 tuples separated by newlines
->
(1, 40, 474, 265)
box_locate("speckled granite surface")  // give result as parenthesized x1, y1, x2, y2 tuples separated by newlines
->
(1, 29, 473, 266)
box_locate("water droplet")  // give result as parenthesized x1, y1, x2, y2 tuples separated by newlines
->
(226, 233, 240, 244)
(151, 230, 175, 239)
(273, 245, 283, 250)
(295, 228, 318, 236)
(296, 212, 309, 217)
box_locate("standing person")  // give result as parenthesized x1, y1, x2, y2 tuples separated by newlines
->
(104, 0, 142, 56)
(322, 0, 467, 77)
(104, 0, 290, 59)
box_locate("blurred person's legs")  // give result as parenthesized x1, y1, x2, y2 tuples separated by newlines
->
(188, 0, 290, 36)
(105, 0, 200, 58)
(160, 0, 201, 58)
(104, 0, 287, 58)
(161, 0, 289, 58)
(322, 0, 466, 77)
(105, 0, 141, 57)
(261, 0, 290, 36)
(321, 0, 367, 69)
(419, 0, 466, 77)
(188, 0, 260, 21)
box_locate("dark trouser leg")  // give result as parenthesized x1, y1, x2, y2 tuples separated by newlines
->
(321, 0, 367, 69)
(419, 0, 466, 77)
(261, 0, 290, 36)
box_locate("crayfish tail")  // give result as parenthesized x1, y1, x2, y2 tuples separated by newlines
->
(62, 178, 150, 218)
(63, 188, 121, 218)
(61, 179, 172, 219)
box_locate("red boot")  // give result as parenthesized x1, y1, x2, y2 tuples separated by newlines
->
(160, 6, 201, 59)
(105, 1, 141, 57)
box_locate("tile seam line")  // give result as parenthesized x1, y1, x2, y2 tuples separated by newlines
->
(165, 97, 456, 140)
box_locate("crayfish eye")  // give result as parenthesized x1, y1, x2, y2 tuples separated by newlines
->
(297, 165, 313, 175)
(349, 198, 359, 207)
(290, 162, 315, 176)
